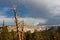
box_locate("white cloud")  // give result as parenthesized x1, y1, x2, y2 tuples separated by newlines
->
(19, 18, 47, 25)
(0, 16, 47, 26)
(0, 16, 15, 26)
(44, 0, 60, 16)
(33, 0, 60, 16)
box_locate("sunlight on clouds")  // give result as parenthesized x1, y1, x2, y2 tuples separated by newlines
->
(19, 18, 47, 25)
(0, 16, 15, 25)
(0, 16, 47, 26)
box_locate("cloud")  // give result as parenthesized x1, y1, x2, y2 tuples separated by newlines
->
(17, 0, 60, 18)
(1, 0, 60, 25)
(0, 16, 47, 26)
(44, 0, 60, 16)
(1, 0, 60, 17)
(19, 0, 60, 25)
(20, 18, 47, 25)
(1, 0, 60, 18)
(0, 16, 15, 26)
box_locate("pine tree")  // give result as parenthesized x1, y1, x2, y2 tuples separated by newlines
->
(33, 30, 43, 40)
(26, 31, 32, 40)
(10, 30, 17, 40)
(0, 20, 12, 40)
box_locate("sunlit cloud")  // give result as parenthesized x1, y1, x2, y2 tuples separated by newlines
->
(0, 16, 47, 26)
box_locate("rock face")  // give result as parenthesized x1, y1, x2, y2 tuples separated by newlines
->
(7, 25, 46, 33)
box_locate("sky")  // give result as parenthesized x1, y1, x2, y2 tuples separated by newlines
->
(0, 0, 60, 26)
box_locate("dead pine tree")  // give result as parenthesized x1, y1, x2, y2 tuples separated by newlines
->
(13, 5, 21, 40)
